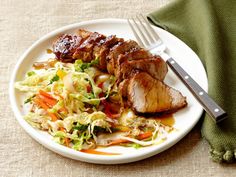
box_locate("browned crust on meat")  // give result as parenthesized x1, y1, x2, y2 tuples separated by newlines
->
(52, 29, 187, 115)
(127, 72, 187, 113)
(93, 35, 124, 70)
(117, 56, 167, 82)
(106, 40, 140, 74)
(52, 34, 83, 62)
(73, 32, 106, 62)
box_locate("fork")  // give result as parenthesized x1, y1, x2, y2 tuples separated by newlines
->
(128, 14, 227, 123)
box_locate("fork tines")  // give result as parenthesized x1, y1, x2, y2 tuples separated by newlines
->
(128, 14, 161, 49)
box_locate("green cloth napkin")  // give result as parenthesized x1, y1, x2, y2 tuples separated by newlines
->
(148, 0, 236, 163)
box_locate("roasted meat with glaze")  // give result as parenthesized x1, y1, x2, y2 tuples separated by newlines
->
(106, 40, 140, 74)
(118, 56, 167, 82)
(53, 34, 82, 62)
(73, 31, 106, 62)
(93, 35, 124, 70)
(127, 72, 187, 113)
(52, 29, 187, 114)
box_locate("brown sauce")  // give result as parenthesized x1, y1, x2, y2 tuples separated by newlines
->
(46, 49, 53, 54)
(154, 114, 175, 126)
(33, 58, 57, 70)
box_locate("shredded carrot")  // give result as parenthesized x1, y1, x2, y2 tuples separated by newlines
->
(39, 90, 56, 100)
(38, 95, 57, 107)
(108, 139, 130, 146)
(59, 127, 65, 131)
(80, 149, 121, 155)
(137, 131, 152, 140)
(34, 97, 49, 110)
(64, 137, 70, 147)
(48, 113, 58, 122)
(59, 107, 68, 114)
(107, 132, 152, 146)
(39, 90, 68, 113)
(34, 97, 58, 121)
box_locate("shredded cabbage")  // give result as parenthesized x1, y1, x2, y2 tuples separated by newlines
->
(15, 58, 173, 151)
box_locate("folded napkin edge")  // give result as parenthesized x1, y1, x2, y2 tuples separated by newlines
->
(147, 15, 169, 31)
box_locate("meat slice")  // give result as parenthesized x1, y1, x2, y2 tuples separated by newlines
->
(76, 29, 92, 39)
(127, 72, 187, 113)
(117, 48, 151, 64)
(107, 40, 140, 74)
(118, 56, 168, 82)
(52, 34, 83, 62)
(93, 35, 124, 70)
(52, 29, 188, 115)
(53, 29, 93, 63)
(73, 32, 106, 62)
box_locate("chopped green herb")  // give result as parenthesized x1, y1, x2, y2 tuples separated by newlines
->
(85, 93, 95, 99)
(80, 63, 90, 71)
(24, 98, 32, 104)
(74, 59, 88, 72)
(73, 124, 88, 131)
(90, 57, 99, 65)
(49, 75, 59, 84)
(132, 143, 142, 149)
(123, 143, 142, 149)
(26, 71, 36, 77)
(24, 95, 35, 104)
(74, 57, 100, 72)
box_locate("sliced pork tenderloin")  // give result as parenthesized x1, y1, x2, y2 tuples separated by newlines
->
(127, 72, 187, 113)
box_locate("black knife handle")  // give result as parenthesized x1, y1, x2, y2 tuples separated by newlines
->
(166, 58, 227, 123)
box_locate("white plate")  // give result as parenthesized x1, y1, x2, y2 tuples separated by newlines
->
(9, 19, 208, 164)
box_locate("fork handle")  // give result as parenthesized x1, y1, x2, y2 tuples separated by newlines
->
(166, 58, 227, 123)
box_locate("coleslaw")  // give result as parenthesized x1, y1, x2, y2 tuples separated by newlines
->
(15, 57, 173, 152)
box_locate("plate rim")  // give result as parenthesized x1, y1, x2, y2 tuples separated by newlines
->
(9, 18, 208, 164)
